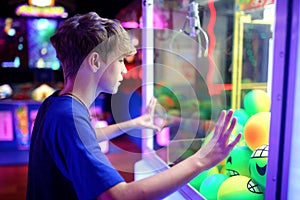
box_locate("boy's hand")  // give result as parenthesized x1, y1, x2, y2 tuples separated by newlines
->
(195, 109, 241, 170)
(133, 96, 165, 132)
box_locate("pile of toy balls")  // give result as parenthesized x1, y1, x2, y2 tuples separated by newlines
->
(189, 89, 270, 200)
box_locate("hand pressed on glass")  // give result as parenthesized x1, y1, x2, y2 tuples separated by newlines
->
(195, 109, 242, 170)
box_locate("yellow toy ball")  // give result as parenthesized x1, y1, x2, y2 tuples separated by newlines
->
(218, 175, 264, 200)
(244, 112, 270, 151)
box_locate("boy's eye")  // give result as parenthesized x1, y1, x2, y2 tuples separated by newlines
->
(119, 58, 124, 63)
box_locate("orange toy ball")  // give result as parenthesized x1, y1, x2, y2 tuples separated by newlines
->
(244, 112, 270, 151)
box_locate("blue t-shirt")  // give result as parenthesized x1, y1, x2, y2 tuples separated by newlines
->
(26, 91, 125, 200)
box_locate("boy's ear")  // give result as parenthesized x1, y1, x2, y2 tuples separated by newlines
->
(88, 52, 101, 72)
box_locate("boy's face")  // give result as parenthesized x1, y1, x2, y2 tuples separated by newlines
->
(97, 54, 127, 94)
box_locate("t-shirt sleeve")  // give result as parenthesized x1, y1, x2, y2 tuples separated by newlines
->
(44, 105, 125, 200)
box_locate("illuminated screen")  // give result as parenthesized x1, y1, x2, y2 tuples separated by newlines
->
(0, 17, 62, 71)
(27, 18, 61, 70)
(0, 18, 28, 68)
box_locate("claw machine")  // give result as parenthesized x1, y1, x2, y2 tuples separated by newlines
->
(133, 0, 297, 199)
(267, 0, 300, 199)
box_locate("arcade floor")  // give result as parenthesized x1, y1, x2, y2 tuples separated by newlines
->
(0, 135, 142, 199)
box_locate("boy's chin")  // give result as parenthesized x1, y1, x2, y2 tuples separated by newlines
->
(110, 86, 119, 94)
(100, 85, 119, 94)
(111, 90, 118, 94)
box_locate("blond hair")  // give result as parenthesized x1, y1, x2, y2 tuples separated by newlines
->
(50, 12, 136, 79)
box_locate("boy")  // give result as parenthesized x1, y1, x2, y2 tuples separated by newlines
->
(26, 12, 241, 200)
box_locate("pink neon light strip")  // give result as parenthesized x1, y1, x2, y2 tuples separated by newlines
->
(206, 0, 216, 94)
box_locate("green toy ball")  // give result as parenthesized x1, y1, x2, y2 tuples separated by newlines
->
(181, 100, 199, 117)
(167, 109, 180, 116)
(189, 166, 219, 191)
(231, 122, 244, 138)
(199, 100, 212, 120)
(218, 175, 264, 200)
(249, 144, 269, 189)
(225, 145, 253, 177)
(243, 90, 271, 116)
(233, 109, 250, 126)
(199, 173, 229, 200)
(233, 122, 244, 135)
(157, 94, 175, 109)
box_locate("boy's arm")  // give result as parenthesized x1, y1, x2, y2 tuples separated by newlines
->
(95, 97, 163, 141)
(97, 109, 241, 200)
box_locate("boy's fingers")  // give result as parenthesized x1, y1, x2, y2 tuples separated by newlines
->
(222, 117, 237, 142)
(213, 110, 226, 137)
(219, 109, 234, 135)
(226, 133, 242, 152)
(146, 96, 156, 114)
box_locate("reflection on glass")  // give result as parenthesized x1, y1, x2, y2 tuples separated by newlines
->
(151, 1, 275, 175)
(153, 28, 225, 164)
